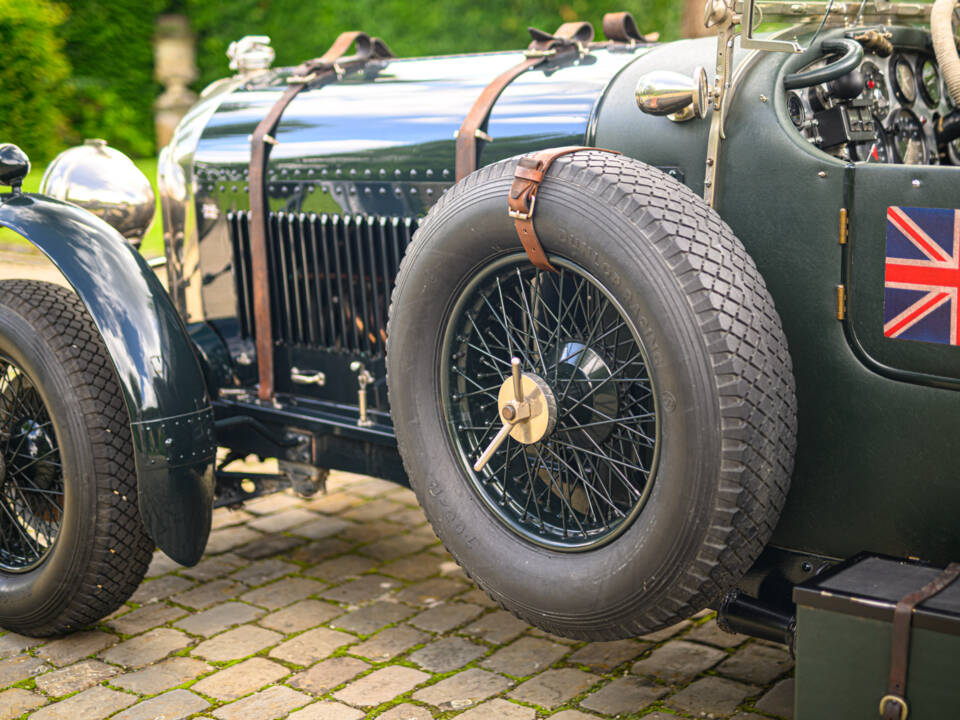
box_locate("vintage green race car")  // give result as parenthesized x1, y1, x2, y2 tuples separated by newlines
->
(0, 0, 957, 644)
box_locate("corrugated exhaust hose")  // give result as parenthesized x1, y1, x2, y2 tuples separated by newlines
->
(932, 0, 960, 106)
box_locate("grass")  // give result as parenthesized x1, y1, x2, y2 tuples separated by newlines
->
(0, 157, 164, 260)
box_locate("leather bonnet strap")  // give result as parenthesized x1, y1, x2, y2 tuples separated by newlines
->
(248, 31, 392, 400)
(508, 146, 620, 272)
(600, 11, 659, 45)
(455, 22, 594, 182)
(602, 12, 642, 43)
(880, 562, 960, 720)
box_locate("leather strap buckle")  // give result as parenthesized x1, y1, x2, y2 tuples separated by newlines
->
(288, 72, 318, 84)
(453, 128, 494, 143)
(523, 48, 557, 58)
(507, 195, 536, 221)
(879, 695, 908, 720)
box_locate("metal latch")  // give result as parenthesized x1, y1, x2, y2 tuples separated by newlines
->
(291, 368, 326, 386)
(839, 207, 848, 245)
(350, 361, 375, 427)
(836, 285, 847, 321)
(227, 35, 275, 73)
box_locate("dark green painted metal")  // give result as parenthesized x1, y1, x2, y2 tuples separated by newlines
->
(593, 38, 716, 191)
(0, 193, 215, 565)
(594, 29, 960, 566)
(187, 321, 239, 393)
(847, 166, 960, 386)
(796, 608, 958, 719)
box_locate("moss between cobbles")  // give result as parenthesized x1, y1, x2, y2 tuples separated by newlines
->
(3, 492, 792, 719)
(10, 677, 36, 691)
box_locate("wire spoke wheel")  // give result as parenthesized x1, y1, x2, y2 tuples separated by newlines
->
(0, 353, 63, 572)
(441, 254, 659, 551)
(389, 152, 795, 639)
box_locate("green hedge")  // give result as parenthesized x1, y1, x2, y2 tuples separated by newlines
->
(0, 0, 160, 163)
(0, 1, 71, 164)
(60, 0, 162, 159)
(186, 0, 682, 89)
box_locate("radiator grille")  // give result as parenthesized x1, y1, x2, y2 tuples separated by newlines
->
(229, 211, 417, 357)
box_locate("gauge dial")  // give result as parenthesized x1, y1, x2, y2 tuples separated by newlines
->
(787, 92, 806, 127)
(861, 61, 890, 119)
(892, 55, 917, 105)
(889, 109, 927, 164)
(919, 58, 941, 108)
(852, 118, 892, 163)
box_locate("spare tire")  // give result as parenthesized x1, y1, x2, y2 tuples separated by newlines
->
(387, 151, 796, 640)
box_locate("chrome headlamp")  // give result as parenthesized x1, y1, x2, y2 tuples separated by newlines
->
(40, 139, 155, 249)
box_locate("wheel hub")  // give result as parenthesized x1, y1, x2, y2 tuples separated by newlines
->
(473, 358, 558, 472)
(497, 368, 557, 446)
(553, 342, 619, 443)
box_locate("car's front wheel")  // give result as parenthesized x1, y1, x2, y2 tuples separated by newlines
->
(387, 152, 797, 640)
(0, 280, 153, 636)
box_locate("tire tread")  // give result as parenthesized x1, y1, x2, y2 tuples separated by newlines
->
(0, 280, 153, 636)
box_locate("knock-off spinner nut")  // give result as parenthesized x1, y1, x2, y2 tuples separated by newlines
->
(472, 357, 558, 472)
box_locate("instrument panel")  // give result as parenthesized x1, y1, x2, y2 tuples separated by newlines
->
(787, 35, 960, 166)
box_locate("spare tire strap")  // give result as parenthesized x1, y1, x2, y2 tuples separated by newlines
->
(455, 22, 594, 182)
(248, 31, 392, 400)
(508, 146, 620, 272)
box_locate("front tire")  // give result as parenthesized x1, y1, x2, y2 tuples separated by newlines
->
(387, 152, 797, 640)
(0, 280, 153, 636)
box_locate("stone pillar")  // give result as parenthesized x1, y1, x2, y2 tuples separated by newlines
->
(682, 0, 715, 38)
(153, 14, 198, 150)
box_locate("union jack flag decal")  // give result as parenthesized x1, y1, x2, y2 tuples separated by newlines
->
(884, 206, 960, 346)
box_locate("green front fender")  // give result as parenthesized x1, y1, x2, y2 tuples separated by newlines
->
(0, 192, 215, 565)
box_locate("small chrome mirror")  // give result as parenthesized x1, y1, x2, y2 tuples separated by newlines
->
(636, 67, 709, 122)
(0, 144, 30, 194)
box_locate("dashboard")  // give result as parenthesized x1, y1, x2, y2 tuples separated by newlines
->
(786, 31, 960, 166)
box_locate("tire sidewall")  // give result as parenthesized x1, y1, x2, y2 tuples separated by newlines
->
(0, 305, 96, 625)
(390, 166, 724, 626)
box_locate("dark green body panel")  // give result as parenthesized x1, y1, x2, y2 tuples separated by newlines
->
(0, 193, 216, 565)
(795, 608, 958, 718)
(848, 166, 960, 386)
(594, 32, 960, 566)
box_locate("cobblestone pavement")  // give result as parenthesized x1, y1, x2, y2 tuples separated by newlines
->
(0, 470, 795, 720)
(0, 253, 795, 719)
(0, 251, 70, 285)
